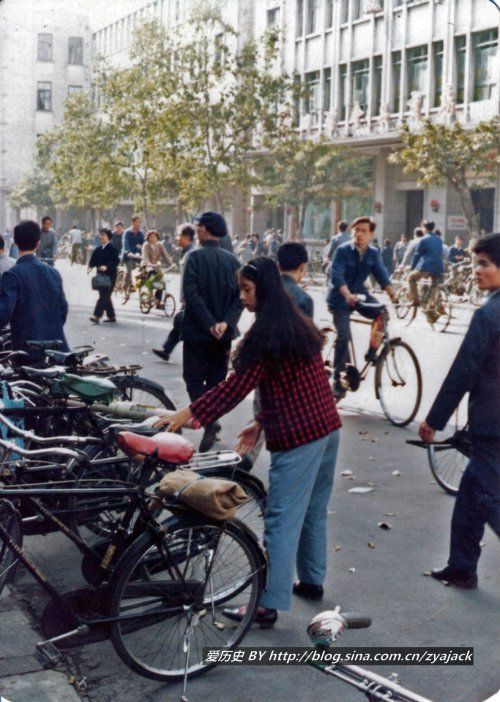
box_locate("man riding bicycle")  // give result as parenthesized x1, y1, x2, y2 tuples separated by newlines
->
(407, 220, 444, 306)
(327, 216, 397, 399)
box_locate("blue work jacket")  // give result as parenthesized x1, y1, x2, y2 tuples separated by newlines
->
(411, 234, 444, 275)
(327, 242, 390, 310)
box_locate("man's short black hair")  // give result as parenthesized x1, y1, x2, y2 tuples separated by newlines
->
(115, 221, 124, 227)
(99, 228, 112, 240)
(14, 220, 41, 250)
(384, 239, 390, 246)
(350, 216, 376, 232)
(277, 242, 308, 272)
(414, 227, 424, 238)
(474, 233, 500, 267)
(422, 220, 435, 231)
(41, 216, 52, 224)
(434, 229, 442, 237)
(178, 224, 195, 240)
(338, 220, 348, 232)
(0, 235, 4, 250)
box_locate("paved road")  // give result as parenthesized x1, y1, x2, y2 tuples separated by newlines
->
(12, 261, 498, 702)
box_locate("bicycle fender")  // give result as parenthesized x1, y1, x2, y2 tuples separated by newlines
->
(110, 375, 166, 395)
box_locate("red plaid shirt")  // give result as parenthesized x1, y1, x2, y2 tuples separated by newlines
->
(190, 353, 341, 452)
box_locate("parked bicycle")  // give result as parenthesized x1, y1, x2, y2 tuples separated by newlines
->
(321, 298, 422, 427)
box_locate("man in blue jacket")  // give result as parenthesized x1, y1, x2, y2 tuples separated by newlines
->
(408, 220, 444, 304)
(123, 215, 144, 289)
(419, 233, 500, 589)
(327, 216, 397, 398)
(0, 220, 69, 361)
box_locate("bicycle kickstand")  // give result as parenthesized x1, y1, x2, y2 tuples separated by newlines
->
(180, 608, 202, 702)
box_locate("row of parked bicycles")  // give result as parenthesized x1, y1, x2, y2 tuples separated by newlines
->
(0, 329, 460, 700)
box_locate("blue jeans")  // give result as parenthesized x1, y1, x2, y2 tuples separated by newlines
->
(448, 441, 500, 573)
(259, 430, 339, 611)
(331, 294, 380, 376)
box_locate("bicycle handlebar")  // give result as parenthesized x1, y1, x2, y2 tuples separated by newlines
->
(0, 437, 83, 461)
(0, 412, 104, 447)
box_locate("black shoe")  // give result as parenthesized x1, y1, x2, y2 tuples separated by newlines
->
(103, 318, 116, 323)
(430, 566, 478, 589)
(223, 606, 277, 629)
(199, 423, 220, 453)
(89, 316, 100, 324)
(153, 349, 170, 362)
(293, 581, 324, 601)
(332, 378, 346, 400)
(238, 455, 253, 473)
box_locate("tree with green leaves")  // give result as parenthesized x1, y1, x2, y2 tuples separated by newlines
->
(258, 131, 372, 238)
(8, 135, 54, 215)
(389, 118, 500, 239)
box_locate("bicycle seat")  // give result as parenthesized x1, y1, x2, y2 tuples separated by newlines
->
(21, 365, 66, 379)
(45, 349, 88, 365)
(116, 431, 195, 464)
(26, 339, 64, 351)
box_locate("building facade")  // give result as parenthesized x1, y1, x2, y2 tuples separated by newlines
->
(0, 1, 91, 234)
(251, 0, 500, 241)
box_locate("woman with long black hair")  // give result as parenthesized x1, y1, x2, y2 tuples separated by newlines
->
(157, 257, 341, 626)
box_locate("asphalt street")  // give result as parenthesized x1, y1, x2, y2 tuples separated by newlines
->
(11, 261, 499, 702)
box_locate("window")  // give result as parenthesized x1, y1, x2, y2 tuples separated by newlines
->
(351, 59, 369, 113)
(433, 41, 443, 108)
(341, 0, 349, 23)
(326, 0, 334, 28)
(214, 33, 224, 68)
(472, 29, 498, 102)
(304, 71, 321, 122)
(392, 51, 401, 112)
(68, 37, 83, 64)
(37, 81, 52, 111)
(339, 64, 348, 119)
(296, 0, 304, 36)
(455, 35, 466, 104)
(37, 33, 53, 62)
(323, 68, 332, 110)
(306, 0, 319, 34)
(373, 55, 383, 115)
(68, 85, 82, 95)
(267, 7, 280, 27)
(407, 45, 428, 104)
(353, 0, 363, 20)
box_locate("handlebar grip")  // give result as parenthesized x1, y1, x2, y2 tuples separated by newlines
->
(342, 613, 372, 629)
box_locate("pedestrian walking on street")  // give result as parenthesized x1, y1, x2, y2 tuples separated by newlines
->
(38, 215, 57, 267)
(0, 220, 69, 361)
(402, 227, 424, 268)
(382, 239, 394, 274)
(68, 224, 84, 264)
(0, 235, 16, 279)
(123, 215, 144, 289)
(419, 233, 500, 589)
(153, 224, 196, 362)
(158, 256, 341, 626)
(88, 228, 119, 324)
(111, 221, 125, 257)
(181, 211, 242, 452)
(393, 233, 408, 268)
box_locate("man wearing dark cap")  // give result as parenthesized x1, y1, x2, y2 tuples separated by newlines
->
(181, 211, 243, 452)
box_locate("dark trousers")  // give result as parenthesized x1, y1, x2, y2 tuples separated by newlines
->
(183, 338, 231, 403)
(331, 293, 380, 376)
(94, 285, 116, 320)
(448, 441, 500, 573)
(163, 310, 184, 355)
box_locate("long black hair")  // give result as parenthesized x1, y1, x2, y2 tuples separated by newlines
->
(232, 256, 324, 372)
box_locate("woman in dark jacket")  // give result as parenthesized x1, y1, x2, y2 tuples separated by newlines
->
(88, 228, 119, 323)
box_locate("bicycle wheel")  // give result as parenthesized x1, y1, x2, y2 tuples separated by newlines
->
(395, 286, 411, 320)
(163, 293, 176, 318)
(427, 405, 470, 495)
(0, 499, 22, 595)
(375, 340, 422, 427)
(111, 376, 176, 412)
(428, 288, 453, 333)
(109, 516, 264, 681)
(139, 291, 153, 315)
(468, 282, 485, 307)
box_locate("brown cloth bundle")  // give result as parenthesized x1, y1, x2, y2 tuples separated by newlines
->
(157, 469, 248, 520)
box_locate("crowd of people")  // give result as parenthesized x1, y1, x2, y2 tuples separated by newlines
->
(0, 213, 497, 629)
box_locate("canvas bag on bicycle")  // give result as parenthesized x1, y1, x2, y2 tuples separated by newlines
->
(157, 469, 247, 520)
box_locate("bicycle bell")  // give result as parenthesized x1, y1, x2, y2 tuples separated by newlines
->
(307, 606, 346, 647)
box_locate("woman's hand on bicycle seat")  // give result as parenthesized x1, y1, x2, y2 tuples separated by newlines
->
(154, 406, 196, 432)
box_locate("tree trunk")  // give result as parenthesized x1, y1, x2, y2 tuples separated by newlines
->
(453, 178, 480, 244)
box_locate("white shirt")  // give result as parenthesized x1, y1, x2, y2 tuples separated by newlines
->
(68, 228, 82, 245)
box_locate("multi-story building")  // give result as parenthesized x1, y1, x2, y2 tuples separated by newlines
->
(0, 1, 91, 233)
(251, 0, 499, 240)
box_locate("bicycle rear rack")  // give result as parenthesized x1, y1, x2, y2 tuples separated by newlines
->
(182, 450, 242, 472)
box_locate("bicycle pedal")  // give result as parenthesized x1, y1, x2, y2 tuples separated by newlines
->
(36, 640, 62, 666)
